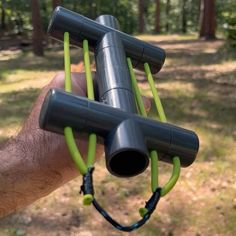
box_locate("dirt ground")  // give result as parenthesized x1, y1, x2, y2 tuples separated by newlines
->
(0, 34, 236, 236)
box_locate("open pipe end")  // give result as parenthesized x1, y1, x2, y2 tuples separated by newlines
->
(108, 150, 149, 178)
(105, 119, 149, 178)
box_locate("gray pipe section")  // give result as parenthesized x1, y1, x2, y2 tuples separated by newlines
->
(96, 15, 121, 30)
(95, 15, 136, 111)
(94, 16, 148, 175)
(95, 29, 137, 113)
(39, 89, 199, 170)
(47, 6, 165, 73)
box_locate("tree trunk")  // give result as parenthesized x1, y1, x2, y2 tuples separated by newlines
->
(31, 0, 44, 56)
(138, 0, 145, 33)
(182, 0, 187, 33)
(154, 0, 161, 33)
(1, 2, 6, 30)
(199, 0, 205, 36)
(16, 12, 24, 34)
(90, 0, 97, 19)
(165, 0, 170, 33)
(199, 0, 216, 39)
(196, 0, 201, 31)
(52, 0, 60, 10)
(73, 0, 77, 11)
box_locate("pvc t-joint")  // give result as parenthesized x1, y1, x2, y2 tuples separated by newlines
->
(39, 89, 199, 177)
(47, 6, 166, 74)
(40, 8, 199, 178)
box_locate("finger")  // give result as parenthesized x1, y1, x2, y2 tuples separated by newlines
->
(49, 72, 87, 96)
(141, 96, 151, 113)
(70, 72, 151, 113)
(50, 72, 150, 113)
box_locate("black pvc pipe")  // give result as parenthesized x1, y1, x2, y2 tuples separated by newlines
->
(39, 89, 199, 170)
(47, 6, 166, 74)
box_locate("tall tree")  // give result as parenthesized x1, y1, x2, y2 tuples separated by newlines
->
(0, 0, 6, 30)
(194, 0, 201, 31)
(199, 0, 216, 39)
(52, 0, 60, 10)
(165, 0, 170, 32)
(31, 0, 44, 56)
(138, 0, 145, 33)
(154, 0, 161, 33)
(182, 0, 187, 33)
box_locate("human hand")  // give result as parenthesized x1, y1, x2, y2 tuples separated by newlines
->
(0, 72, 151, 217)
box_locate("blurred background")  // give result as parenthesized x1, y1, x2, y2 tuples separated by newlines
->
(0, 0, 236, 235)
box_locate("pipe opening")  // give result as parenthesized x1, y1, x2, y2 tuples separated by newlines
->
(109, 150, 148, 177)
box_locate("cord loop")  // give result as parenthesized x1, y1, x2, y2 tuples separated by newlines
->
(63, 32, 181, 231)
(80, 167, 162, 232)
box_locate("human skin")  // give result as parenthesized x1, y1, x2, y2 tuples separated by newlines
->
(0, 72, 150, 217)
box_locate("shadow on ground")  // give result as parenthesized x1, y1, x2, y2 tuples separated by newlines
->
(0, 47, 83, 81)
(0, 36, 236, 236)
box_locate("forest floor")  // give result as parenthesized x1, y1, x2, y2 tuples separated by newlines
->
(0, 34, 236, 236)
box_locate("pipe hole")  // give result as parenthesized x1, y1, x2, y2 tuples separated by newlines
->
(109, 150, 148, 177)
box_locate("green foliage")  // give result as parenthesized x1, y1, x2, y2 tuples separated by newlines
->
(225, 6, 236, 45)
(226, 17, 236, 40)
(145, 0, 201, 33)
(217, 0, 236, 46)
(60, 0, 138, 33)
(0, 0, 236, 37)
(0, 0, 30, 34)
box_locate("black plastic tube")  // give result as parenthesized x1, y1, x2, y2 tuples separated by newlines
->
(95, 31, 137, 113)
(93, 16, 150, 176)
(47, 6, 166, 73)
(39, 89, 199, 169)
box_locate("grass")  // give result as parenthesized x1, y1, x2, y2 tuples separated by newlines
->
(0, 47, 83, 143)
(0, 35, 236, 235)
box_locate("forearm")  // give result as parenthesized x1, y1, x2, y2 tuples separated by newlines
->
(0, 131, 85, 217)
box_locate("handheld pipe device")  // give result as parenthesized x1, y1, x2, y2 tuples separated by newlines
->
(39, 6, 199, 231)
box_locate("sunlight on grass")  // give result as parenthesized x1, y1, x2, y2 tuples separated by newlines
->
(137, 33, 198, 42)
(0, 71, 54, 93)
(0, 49, 22, 61)
(0, 35, 235, 236)
(197, 128, 234, 162)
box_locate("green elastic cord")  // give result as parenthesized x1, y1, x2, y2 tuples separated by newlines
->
(144, 63, 181, 197)
(64, 32, 72, 93)
(160, 156, 180, 196)
(139, 207, 149, 218)
(144, 63, 167, 122)
(83, 39, 95, 100)
(127, 58, 147, 118)
(64, 32, 180, 207)
(150, 150, 158, 192)
(63, 32, 87, 175)
(64, 34, 97, 204)
(83, 194, 94, 206)
(83, 39, 97, 168)
(82, 39, 97, 204)
(127, 58, 158, 192)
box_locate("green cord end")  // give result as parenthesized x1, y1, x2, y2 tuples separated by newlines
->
(139, 207, 148, 217)
(83, 194, 94, 206)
